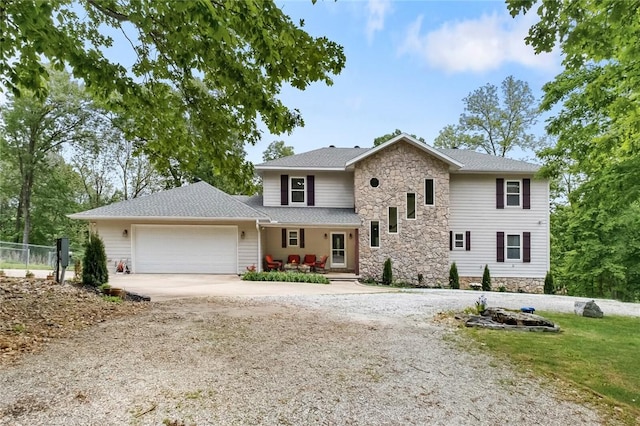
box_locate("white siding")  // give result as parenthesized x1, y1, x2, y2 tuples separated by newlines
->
(262, 171, 354, 208)
(237, 225, 259, 273)
(95, 221, 133, 270)
(449, 174, 550, 279)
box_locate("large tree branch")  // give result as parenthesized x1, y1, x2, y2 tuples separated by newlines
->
(85, 0, 130, 22)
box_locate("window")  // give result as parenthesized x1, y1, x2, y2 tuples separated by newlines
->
(506, 180, 520, 206)
(406, 193, 416, 219)
(290, 177, 305, 203)
(507, 234, 520, 260)
(388, 207, 398, 233)
(454, 233, 464, 249)
(425, 179, 434, 205)
(370, 178, 379, 187)
(370, 221, 380, 247)
(288, 229, 299, 247)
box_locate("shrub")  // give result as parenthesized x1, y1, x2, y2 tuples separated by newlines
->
(449, 262, 459, 289)
(82, 233, 109, 287)
(242, 271, 329, 284)
(73, 258, 83, 282)
(544, 271, 554, 294)
(382, 258, 393, 286)
(417, 273, 424, 286)
(498, 286, 507, 292)
(481, 264, 491, 291)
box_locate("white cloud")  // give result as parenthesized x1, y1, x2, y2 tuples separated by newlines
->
(365, 0, 392, 42)
(398, 11, 559, 73)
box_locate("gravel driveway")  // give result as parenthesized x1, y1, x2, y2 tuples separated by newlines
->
(1, 290, 636, 425)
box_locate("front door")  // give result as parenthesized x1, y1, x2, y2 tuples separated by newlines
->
(331, 232, 346, 268)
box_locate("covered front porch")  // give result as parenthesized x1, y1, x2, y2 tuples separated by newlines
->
(260, 226, 359, 274)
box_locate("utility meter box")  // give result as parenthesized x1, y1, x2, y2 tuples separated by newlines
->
(56, 238, 69, 268)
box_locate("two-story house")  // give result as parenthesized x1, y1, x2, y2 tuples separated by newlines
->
(70, 134, 549, 292)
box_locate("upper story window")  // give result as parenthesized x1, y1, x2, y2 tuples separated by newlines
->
(406, 193, 416, 219)
(290, 177, 305, 204)
(388, 207, 398, 233)
(506, 180, 520, 206)
(425, 179, 434, 206)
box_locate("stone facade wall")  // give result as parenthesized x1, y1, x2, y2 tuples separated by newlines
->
(354, 141, 450, 285)
(459, 276, 544, 294)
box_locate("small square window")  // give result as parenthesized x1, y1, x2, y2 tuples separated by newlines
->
(425, 179, 434, 206)
(406, 193, 416, 219)
(288, 230, 299, 247)
(454, 233, 464, 249)
(507, 234, 520, 259)
(506, 181, 520, 206)
(388, 207, 398, 233)
(371, 221, 380, 248)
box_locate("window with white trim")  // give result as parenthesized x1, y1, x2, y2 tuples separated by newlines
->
(454, 232, 464, 249)
(290, 177, 305, 204)
(370, 221, 380, 247)
(506, 180, 520, 206)
(425, 179, 434, 206)
(406, 193, 416, 219)
(388, 207, 398, 233)
(288, 229, 299, 247)
(507, 234, 521, 260)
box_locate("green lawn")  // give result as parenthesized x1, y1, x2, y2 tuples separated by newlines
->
(463, 312, 640, 425)
(0, 261, 52, 270)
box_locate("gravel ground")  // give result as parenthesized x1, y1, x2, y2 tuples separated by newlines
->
(1, 289, 637, 425)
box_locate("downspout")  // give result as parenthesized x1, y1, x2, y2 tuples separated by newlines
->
(256, 219, 262, 272)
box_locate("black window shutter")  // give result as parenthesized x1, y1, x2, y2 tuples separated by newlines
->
(496, 178, 504, 209)
(523, 178, 531, 209)
(465, 231, 471, 251)
(307, 175, 315, 206)
(497, 232, 505, 262)
(523, 232, 531, 263)
(449, 231, 453, 251)
(281, 229, 287, 248)
(280, 175, 289, 206)
(300, 229, 305, 248)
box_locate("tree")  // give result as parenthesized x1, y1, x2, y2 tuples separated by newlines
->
(433, 76, 540, 157)
(481, 265, 491, 292)
(544, 271, 554, 295)
(507, 1, 640, 301)
(1, 70, 94, 245)
(449, 262, 459, 289)
(382, 258, 393, 285)
(82, 233, 109, 287)
(263, 140, 295, 162)
(373, 129, 425, 146)
(2, 1, 346, 182)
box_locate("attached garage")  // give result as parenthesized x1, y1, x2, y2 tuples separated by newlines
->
(133, 224, 238, 274)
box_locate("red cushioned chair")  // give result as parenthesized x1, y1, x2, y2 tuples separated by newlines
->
(314, 255, 328, 273)
(287, 254, 301, 265)
(265, 255, 282, 271)
(303, 254, 316, 269)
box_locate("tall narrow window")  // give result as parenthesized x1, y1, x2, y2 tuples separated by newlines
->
(288, 230, 299, 247)
(454, 233, 464, 249)
(507, 234, 521, 260)
(425, 179, 434, 205)
(370, 221, 380, 247)
(406, 193, 416, 219)
(388, 207, 398, 233)
(506, 181, 520, 206)
(290, 177, 305, 204)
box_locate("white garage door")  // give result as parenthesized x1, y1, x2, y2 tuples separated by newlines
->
(133, 225, 237, 274)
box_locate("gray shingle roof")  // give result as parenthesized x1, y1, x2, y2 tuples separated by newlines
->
(256, 144, 539, 173)
(436, 149, 540, 173)
(70, 181, 268, 220)
(238, 195, 360, 226)
(255, 147, 370, 169)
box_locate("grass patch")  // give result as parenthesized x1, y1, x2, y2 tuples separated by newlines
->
(242, 271, 329, 284)
(463, 311, 640, 424)
(0, 261, 51, 270)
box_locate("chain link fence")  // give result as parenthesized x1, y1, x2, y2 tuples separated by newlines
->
(0, 241, 57, 271)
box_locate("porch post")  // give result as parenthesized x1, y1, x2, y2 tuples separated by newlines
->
(354, 228, 359, 275)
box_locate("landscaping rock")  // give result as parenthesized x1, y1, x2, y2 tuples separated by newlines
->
(464, 307, 560, 332)
(574, 300, 603, 318)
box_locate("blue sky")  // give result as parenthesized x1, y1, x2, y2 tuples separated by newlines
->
(246, 0, 560, 163)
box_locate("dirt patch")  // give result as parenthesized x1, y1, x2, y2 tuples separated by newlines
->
(0, 276, 149, 366)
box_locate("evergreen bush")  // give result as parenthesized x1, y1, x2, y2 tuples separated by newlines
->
(449, 262, 459, 289)
(382, 258, 393, 285)
(82, 234, 109, 287)
(482, 264, 491, 291)
(544, 271, 554, 294)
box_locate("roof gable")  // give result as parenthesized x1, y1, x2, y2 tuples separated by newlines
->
(345, 134, 463, 169)
(69, 181, 268, 220)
